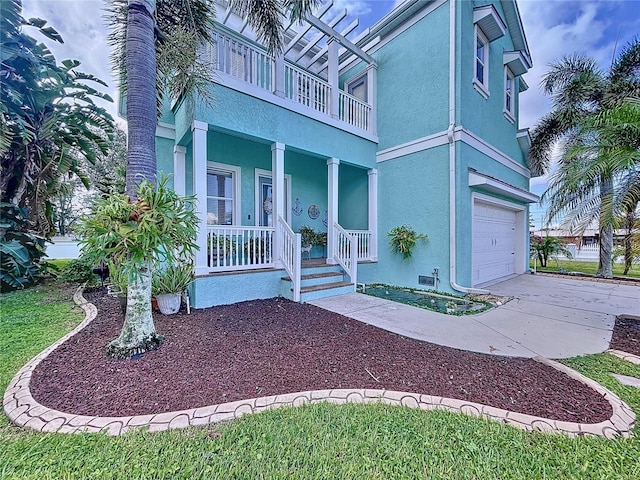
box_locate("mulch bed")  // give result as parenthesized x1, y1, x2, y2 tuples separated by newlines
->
(30, 290, 613, 423)
(609, 315, 640, 356)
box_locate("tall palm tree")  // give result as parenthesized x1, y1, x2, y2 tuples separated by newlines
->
(105, 0, 318, 357)
(529, 39, 640, 277)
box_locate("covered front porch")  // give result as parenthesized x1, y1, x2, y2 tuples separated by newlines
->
(172, 125, 378, 305)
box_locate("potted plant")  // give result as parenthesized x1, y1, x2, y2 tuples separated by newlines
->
(244, 236, 269, 263)
(152, 262, 194, 314)
(298, 226, 327, 259)
(445, 301, 457, 314)
(387, 225, 428, 260)
(208, 233, 236, 267)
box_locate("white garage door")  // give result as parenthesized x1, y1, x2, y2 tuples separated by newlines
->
(472, 201, 517, 285)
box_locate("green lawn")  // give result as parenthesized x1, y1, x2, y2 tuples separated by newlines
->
(530, 259, 640, 279)
(1, 282, 640, 479)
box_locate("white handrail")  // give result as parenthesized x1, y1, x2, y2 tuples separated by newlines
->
(207, 225, 274, 272)
(333, 223, 357, 287)
(346, 229, 372, 261)
(278, 216, 301, 302)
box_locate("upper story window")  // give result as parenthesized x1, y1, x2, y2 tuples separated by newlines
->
(472, 5, 507, 99)
(474, 27, 489, 96)
(504, 67, 515, 122)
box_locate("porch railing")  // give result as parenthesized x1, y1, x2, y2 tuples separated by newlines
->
(278, 216, 301, 302)
(206, 29, 374, 133)
(339, 91, 371, 131)
(208, 31, 275, 91)
(207, 225, 275, 271)
(284, 63, 331, 115)
(333, 223, 357, 287)
(346, 230, 372, 261)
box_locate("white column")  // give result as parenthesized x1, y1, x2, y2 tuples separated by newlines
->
(327, 157, 340, 264)
(328, 37, 339, 119)
(192, 120, 209, 275)
(173, 145, 186, 196)
(366, 64, 377, 135)
(368, 168, 378, 261)
(272, 142, 285, 268)
(273, 55, 285, 98)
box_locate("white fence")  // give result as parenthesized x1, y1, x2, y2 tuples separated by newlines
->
(45, 237, 80, 259)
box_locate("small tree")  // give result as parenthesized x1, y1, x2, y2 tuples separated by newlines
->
(77, 176, 198, 358)
(530, 235, 573, 267)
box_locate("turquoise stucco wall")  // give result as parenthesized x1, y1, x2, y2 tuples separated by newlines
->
(374, 0, 450, 151)
(375, 145, 452, 292)
(339, 163, 369, 230)
(192, 269, 284, 308)
(156, 136, 175, 188)
(207, 131, 272, 224)
(457, 0, 526, 164)
(188, 85, 377, 168)
(285, 151, 328, 235)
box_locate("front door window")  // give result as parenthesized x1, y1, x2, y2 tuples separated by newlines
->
(257, 172, 290, 226)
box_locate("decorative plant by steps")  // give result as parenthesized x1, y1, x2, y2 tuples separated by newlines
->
(387, 225, 428, 260)
(77, 175, 198, 358)
(299, 226, 328, 248)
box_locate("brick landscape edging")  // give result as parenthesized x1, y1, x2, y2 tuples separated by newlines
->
(3, 287, 636, 437)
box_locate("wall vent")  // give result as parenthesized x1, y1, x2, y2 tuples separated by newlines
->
(418, 275, 435, 287)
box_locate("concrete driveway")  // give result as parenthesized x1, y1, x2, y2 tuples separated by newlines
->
(309, 274, 640, 359)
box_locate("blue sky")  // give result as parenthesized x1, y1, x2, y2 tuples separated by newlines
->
(22, 0, 640, 227)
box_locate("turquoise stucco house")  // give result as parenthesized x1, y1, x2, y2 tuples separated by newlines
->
(155, 0, 538, 308)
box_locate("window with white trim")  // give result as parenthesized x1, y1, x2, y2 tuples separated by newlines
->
(504, 67, 515, 121)
(207, 163, 241, 225)
(474, 26, 489, 96)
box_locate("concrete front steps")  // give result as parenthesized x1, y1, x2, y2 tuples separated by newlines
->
(281, 263, 354, 302)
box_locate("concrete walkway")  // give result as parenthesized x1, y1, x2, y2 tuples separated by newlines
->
(309, 274, 640, 359)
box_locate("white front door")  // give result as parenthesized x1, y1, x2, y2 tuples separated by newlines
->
(472, 201, 517, 285)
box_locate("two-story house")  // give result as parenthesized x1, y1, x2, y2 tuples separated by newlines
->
(155, 0, 537, 308)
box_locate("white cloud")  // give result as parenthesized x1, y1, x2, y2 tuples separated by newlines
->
(518, 0, 638, 130)
(332, 0, 374, 17)
(22, 0, 120, 122)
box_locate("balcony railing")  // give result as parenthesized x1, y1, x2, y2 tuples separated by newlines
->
(339, 92, 371, 132)
(284, 63, 331, 115)
(208, 31, 275, 91)
(207, 225, 275, 272)
(205, 30, 374, 134)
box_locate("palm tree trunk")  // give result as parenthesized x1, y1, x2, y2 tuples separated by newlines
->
(596, 176, 614, 278)
(106, 262, 162, 358)
(125, 0, 157, 198)
(108, 0, 159, 358)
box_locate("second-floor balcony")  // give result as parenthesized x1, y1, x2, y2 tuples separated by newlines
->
(204, 28, 377, 137)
